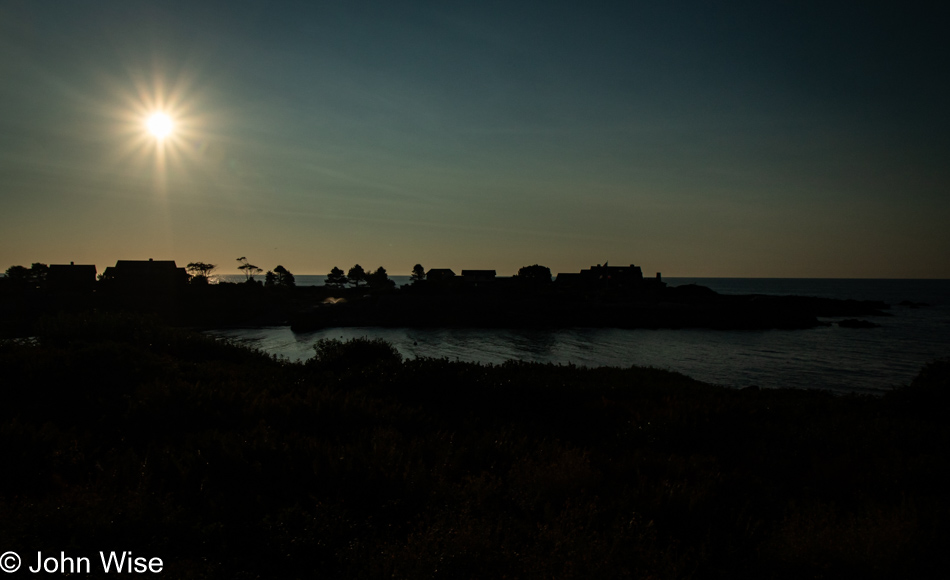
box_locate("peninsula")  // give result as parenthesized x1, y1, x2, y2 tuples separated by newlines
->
(1, 260, 890, 337)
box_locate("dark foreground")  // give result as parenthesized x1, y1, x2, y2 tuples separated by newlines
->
(2, 313, 948, 579)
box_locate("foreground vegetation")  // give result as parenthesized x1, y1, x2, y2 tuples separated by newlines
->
(1, 313, 948, 578)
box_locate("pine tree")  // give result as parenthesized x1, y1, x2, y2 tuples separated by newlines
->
(411, 264, 426, 283)
(325, 267, 348, 288)
(347, 264, 366, 288)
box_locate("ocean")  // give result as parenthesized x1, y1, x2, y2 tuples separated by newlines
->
(209, 277, 950, 394)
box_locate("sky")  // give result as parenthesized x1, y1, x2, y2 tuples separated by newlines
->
(1, 1, 948, 278)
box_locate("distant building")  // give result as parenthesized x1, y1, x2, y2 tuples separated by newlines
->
(554, 263, 664, 291)
(425, 268, 456, 282)
(581, 263, 643, 288)
(47, 262, 97, 293)
(101, 259, 189, 293)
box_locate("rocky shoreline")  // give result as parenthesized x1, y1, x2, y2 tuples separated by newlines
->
(289, 285, 890, 332)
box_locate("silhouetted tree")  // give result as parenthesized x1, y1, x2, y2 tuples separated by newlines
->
(516, 264, 553, 284)
(237, 257, 262, 282)
(4, 263, 48, 289)
(347, 264, 366, 288)
(4, 265, 30, 282)
(186, 262, 217, 284)
(30, 262, 49, 283)
(325, 267, 348, 288)
(264, 271, 277, 287)
(274, 265, 295, 287)
(367, 266, 395, 290)
(411, 264, 426, 284)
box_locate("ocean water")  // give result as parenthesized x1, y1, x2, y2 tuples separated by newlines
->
(209, 278, 950, 394)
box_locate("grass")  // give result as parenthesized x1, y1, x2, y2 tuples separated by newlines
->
(1, 312, 947, 578)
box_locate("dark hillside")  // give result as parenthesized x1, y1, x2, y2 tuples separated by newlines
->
(1, 313, 946, 578)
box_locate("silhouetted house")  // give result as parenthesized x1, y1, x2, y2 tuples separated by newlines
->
(101, 259, 189, 294)
(426, 268, 456, 282)
(555, 263, 664, 292)
(582, 263, 643, 288)
(47, 262, 97, 293)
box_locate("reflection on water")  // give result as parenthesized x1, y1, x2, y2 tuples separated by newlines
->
(210, 320, 947, 395)
(506, 329, 558, 357)
(208, 280, 950, 395)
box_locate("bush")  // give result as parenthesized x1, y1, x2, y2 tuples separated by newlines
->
(309, 337, 402, 371)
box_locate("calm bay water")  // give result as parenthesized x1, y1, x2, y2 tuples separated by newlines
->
(210, 278, 950, 394)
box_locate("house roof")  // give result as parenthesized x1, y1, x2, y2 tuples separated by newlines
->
(47, 263, 97, 288)
(48, 263, 97, 276)
(103, 259, 189, 284)
(112, 259, 183, 272)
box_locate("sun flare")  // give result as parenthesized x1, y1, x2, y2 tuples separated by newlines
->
(147, 113, 173, 138)
(104, 68, 214, 186)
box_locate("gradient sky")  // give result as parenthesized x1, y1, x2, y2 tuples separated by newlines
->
(1, 1, 948, 277)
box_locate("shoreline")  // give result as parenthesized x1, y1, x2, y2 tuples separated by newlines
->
(3, 313, 947, 577)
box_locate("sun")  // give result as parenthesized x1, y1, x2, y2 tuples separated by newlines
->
(103, 68, 214, 184)
(146, 113, 174, 138)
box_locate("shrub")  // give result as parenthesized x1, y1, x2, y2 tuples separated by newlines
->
(309, 337, 402, 371)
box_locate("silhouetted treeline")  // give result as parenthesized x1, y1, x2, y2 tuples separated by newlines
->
(2, 260, 890, 337)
